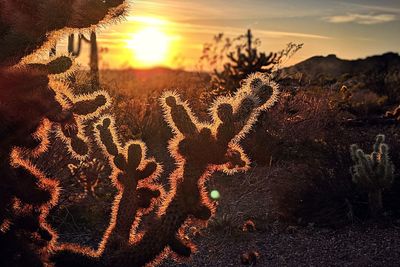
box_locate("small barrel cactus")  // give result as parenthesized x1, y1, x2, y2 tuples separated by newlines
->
(350, 134, 395, 217)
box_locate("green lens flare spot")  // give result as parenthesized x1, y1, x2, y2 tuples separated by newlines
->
(210, 190, 220, 200)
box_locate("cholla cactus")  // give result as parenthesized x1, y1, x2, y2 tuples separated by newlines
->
(115, 72, 278, 265)
(0, 0, 127, 66)
(212, 30, 278, 94)
(0, 1, 127, 265)
(48, 73, 279, 267)
(52, 116, 163, 267)
(0, 64, 114, 266)
(350, 134, 395, 217)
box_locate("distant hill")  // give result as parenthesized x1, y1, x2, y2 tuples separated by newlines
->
(282, 52, 400, 101)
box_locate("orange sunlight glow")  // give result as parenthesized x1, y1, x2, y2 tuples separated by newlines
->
(125, 16, 178, 68)
(127, 27, 170, 67)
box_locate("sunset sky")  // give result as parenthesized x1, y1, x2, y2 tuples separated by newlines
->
(71, 0, 400, 70)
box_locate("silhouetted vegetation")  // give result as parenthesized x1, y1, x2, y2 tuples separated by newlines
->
(1, 0, 400, 266)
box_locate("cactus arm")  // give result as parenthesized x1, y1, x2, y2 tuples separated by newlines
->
(96, 117, 120, 157)
(28, 56, 73, 75)
(163, 94, 198, 136)
(137, 161, 158, 180)
(72, 95, 107, 116)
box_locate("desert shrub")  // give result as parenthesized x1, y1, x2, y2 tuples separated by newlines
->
(265, 159, 354, 226)
(346, 90, 388, 116)
(113, 93, 166, 141)
(243, 88, 350, 165)
(241, 86, 400, 226)
(199, 29, 302, 98)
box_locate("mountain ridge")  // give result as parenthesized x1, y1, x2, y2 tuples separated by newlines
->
(283, 52, 400, 79)
(281, 52, 400, 102)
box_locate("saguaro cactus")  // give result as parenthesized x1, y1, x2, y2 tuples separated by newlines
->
(350, 134, 395, 217)
(68, 31, 100, 90)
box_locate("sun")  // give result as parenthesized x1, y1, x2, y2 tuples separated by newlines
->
(127, 26, 170, 67)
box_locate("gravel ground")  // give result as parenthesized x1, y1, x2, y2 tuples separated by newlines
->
(163, 224, 400, 267)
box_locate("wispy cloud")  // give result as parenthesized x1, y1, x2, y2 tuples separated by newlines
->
(335, 1, 400, 15)
(325, 13, 397, 25)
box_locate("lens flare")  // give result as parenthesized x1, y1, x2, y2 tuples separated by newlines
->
(210, 190, 220, 200)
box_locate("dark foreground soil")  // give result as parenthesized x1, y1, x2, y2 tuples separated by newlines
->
(53, 166, 400, 267)
(163, 223, 400, 267)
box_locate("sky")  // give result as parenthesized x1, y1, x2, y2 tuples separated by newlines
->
(70, 0, 400, 70)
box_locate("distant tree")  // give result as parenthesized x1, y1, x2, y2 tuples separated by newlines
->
(199, 29, 302, 97)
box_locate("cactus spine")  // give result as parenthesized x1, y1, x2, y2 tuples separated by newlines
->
(350, 134, 395, 217)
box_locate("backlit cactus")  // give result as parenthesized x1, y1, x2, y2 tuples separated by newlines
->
(111, 72, 279, 265)
(0, 0, 127, 66)
(350, 134, 395, 217)
(53, 85, 113, 160)
(0, 0, 282, 266)
(51, 115, 163, 267)
(0, 62, 114, 265)
(48, 72, 279, 267)
(0, 1, 127, 266)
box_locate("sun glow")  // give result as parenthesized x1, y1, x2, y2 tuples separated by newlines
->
(126, 25, 172, 67)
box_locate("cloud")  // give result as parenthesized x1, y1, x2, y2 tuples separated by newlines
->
(337, 2, 400, 15)
(325, 13, 397, 25)
(115, 18, 332, 41)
